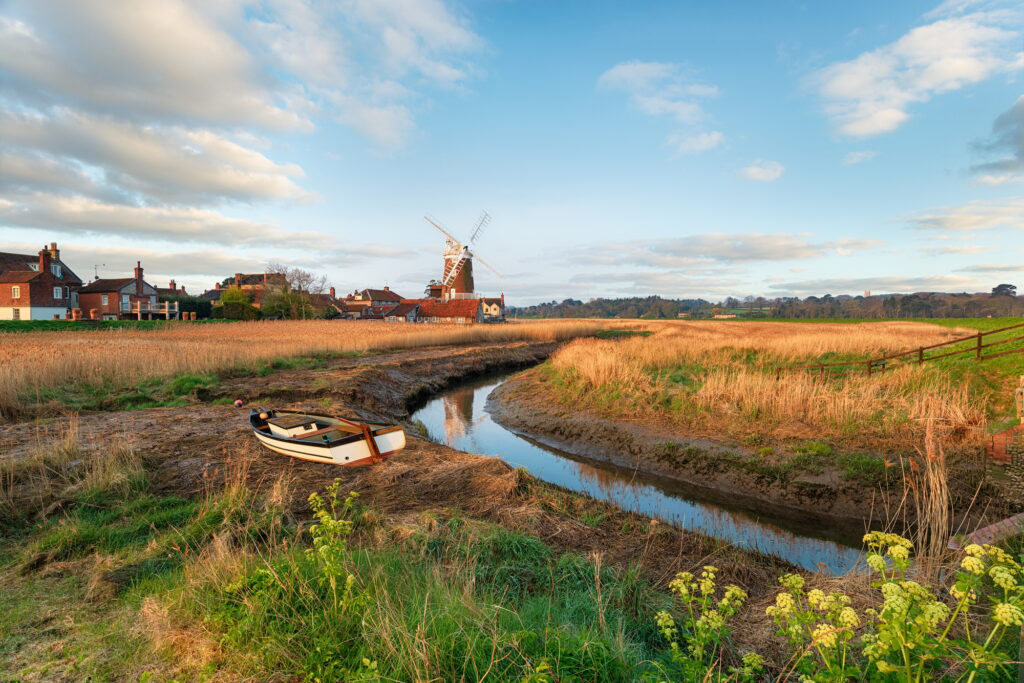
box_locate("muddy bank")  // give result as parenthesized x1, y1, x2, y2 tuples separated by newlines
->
(487, 366, 998, 529)
(1, 341, 794, 597)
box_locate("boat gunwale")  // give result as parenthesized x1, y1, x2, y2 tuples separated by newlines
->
(249, 409, 404, 449)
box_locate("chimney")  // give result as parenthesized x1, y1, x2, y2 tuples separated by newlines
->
(169, 279, 176, 291)
(39, 246, 51, 274)
(329, 287, 336, 298)
(383, 285, 390, 291)
(49, 242, 59, 259)
(135, 261, 143, 295)
(235, 273, 242, 287)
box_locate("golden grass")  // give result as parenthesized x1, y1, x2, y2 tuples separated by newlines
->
(0, 319, 602, 417)
(548, 320, 987, 451)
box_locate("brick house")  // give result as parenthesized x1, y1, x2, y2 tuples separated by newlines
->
(384, 301, 421, 322)
(156, 279, 187, 298)
(481, 295, 505, 321)
(201, 272, 286, 308)
(344, 287, 403, 311)
(412, 298, 483, 324)
(0, 243, 83, 320)
(78, 262, 179, 320)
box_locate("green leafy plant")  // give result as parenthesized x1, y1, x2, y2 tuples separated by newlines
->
(655, 565, 763, 681)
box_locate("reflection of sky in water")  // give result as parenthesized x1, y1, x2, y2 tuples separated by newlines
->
(412, 376, 864, 574)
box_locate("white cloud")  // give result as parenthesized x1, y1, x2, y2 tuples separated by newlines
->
(769, 274, 982, 296)
(0, 109, 309, 204)
(741, 159, 785, 182)
(907, 199, 1024, 232)
(598, 61, 718, 123)
(843, 151, 877, 165)
(813, 6, 1023, 137)
(955, 262, 1023, 273)
(0, 3, 306, 130)
(0, 192, 329, 249)
(598, 60, 722, 154)
(667, 131, 724, 155)
(970, 95, 1024, 182)
(567, 233, 881, 267)
(921, 244, 994, 255)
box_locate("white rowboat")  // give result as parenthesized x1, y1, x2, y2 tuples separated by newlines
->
(249, 409, 405, 465)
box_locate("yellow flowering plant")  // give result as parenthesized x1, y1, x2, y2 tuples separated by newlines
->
(763, 532, 1024, 682)
(655, 565, 763, 682)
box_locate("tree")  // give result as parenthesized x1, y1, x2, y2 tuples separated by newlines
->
(219, 287, 251, 305)
(992, 283, 1017, 297)
(263, 262, 328, 319)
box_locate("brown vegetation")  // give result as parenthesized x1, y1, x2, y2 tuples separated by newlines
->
(548, 321, 989, 453)
(0, 319, 602, 418)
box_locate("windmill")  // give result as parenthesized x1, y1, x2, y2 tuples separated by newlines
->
(423, 212, 501, 300)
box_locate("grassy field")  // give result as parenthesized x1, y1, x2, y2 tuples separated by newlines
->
(0, 319, 606, 418)
(544, 319, 1023, 456)
(4, 426, 1022, 681)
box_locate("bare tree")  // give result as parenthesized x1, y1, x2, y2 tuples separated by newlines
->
(265, 261, 328, 319)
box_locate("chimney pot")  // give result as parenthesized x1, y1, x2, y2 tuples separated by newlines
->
(329, 287, 335, 298)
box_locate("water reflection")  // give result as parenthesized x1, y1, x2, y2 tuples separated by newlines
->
(411, 374, 865, 574)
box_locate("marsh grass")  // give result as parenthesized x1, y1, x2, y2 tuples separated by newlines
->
(547, 321, 998, 454)
(1, 319, 603, 417)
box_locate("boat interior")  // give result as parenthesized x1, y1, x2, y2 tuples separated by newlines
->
(257, 411, 366, 443)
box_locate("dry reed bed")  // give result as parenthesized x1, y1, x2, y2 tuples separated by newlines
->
(0, 319, 603, 417)
(549, 321, 986, 449)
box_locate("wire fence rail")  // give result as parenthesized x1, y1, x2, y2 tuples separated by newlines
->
(783, 322, 1024, 378)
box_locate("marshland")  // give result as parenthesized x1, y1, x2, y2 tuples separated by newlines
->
(3, 317, 1023, 681)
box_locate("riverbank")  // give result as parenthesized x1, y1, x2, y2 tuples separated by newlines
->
(3, 339, 802, 679)
(488, 364, 1008, 529)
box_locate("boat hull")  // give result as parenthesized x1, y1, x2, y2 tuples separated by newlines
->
(249, 410, 406, 465)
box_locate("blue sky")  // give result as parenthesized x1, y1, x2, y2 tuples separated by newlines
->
(1, 0, 1021, 303)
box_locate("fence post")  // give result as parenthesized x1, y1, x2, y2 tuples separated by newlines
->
(977, 332, 982, 360)
(867, 360, 872, 376)
(918, 347, 924, 363)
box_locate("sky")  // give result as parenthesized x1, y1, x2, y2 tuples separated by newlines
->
(0, 0, 1022, 304)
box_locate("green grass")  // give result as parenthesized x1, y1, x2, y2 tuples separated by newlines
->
(594, 328, 655, 339)
(0, 319, 224, 333)
(2, 464, 675, 681)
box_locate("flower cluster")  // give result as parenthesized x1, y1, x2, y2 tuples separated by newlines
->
(658, 565, 760, 682)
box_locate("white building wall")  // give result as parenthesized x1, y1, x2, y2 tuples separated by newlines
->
(0, 306, 69, 320)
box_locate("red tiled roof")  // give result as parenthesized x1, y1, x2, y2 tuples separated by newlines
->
(0, 270, 41, 283)
(79, 278, 136, 293)
(386, 302, 420, 317)
(416, 298, 481, 319)
(361, 288, 402, 302)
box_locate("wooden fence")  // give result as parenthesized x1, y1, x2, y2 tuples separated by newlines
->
(785, 321, 1024, 378)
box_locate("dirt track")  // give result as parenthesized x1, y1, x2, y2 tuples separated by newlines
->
(1, 340, 793, 595)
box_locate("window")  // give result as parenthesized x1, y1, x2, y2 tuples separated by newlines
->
(53, 287, 62, 299)
(64, 286, 69, 299)
(11, 285, 20, 299)
(51, 264, 62, 277)
(122, 293, 130, 303)
(150, 295, 156, 304)
(28, 263, 38, 271)
(12, 308, 20, 320)
(101, 294, 108, 306)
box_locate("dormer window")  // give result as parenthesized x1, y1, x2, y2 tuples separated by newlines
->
(28, 263, 38, 271)
(51, 263, 62, 277)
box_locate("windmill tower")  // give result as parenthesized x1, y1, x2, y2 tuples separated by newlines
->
(424, 212, 500, 300)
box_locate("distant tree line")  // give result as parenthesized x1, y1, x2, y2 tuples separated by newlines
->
(509, 285, 1021, 319)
